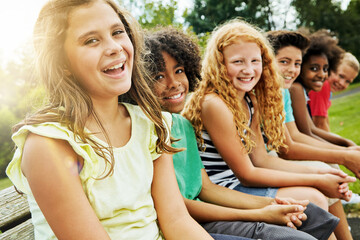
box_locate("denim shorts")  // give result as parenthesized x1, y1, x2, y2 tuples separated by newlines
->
(233, 184, 278, 198)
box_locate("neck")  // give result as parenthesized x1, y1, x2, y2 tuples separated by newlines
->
(88, 96, 121, 127)
(236, 90, 246, 101)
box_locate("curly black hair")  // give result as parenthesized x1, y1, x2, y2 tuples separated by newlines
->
(302, 29, 344, 73)
(266, 30, 310, 55)
(144, 27, 201, 92)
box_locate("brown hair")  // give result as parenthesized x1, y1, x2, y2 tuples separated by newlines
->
(14, 0, 178, 178)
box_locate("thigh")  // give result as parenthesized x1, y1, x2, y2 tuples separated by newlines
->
(210, 233, 253, 240)
(233, 184, 278, 198)
(299, 202, 340, 240)
(202, 221, 316, 240)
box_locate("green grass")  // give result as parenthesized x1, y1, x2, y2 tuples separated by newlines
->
(329, 90, 360, 194)
(0, 177, 13, 190)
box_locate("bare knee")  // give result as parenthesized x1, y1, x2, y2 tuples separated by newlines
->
(277, 187, 328, 210)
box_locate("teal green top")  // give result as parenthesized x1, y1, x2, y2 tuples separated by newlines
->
(171, 114, 203, 200)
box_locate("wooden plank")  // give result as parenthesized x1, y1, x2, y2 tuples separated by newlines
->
(0, 219, 34, 240)
(0, 187, 30, 231)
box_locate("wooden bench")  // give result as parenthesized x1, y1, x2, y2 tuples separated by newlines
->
(0, 186, 34, 239)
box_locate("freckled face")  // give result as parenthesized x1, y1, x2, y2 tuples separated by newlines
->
(64, 0, 134, 101)
(223, 41, 263, 95)
(153, 52, 189, 113)
(300, 54, 328, 92)
(328, 62, 358, 92)
(276, 46, 303, 89)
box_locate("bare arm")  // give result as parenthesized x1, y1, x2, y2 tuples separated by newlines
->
(202, 94, 328, 186)
(200, 94, 356, 198)
(285, 121, 346, 150)
(312, 115, 330, 131)
(311, 121, 357, 147)
(21, 133, 110, 240)
(290, 83, 357, 147)
(152, 153, 213, 240)
(184, 169, 307, 227)
(289, 83, 323, 140)
(284, 122, 360, 178)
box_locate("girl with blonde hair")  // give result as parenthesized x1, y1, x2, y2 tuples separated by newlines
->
(6, 0, 219, 239)
(183, 19, 354, 217)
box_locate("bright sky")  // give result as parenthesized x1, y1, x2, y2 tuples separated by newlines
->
(0, 0, 46, 66)
(0, 0, 350, 67)
(0, 0, 193, 67)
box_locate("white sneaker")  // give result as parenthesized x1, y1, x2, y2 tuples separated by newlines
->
(342, 193, 360, 204)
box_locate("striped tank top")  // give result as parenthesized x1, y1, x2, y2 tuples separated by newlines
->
(199, 94, 254, 189)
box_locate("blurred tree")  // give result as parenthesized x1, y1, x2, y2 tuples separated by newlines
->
(0, 46, 41, 178)
(119, 0, 183, 29)
(184, 0, 289, 35)
(292, 0, 360, 83)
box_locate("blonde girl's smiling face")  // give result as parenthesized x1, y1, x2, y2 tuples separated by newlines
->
(276, 46, 302, 89)
(328, 62, 358, 92)
(64, 0, 134, 101)
(223, 40, 262, 95)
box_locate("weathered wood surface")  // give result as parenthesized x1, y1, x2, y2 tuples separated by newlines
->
(0, 186, 33, 239)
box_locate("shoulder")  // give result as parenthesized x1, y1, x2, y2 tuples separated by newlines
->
(202, 93, 228, 114)
(289, 82, 305, 98)
(289, 82, 304, 92)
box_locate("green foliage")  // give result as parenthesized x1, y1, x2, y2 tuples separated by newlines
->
(329, 91, 360, 193)
(185, 0, 288, 35)
(0, 177, 12, 190)
(138, 0, 179, 29)
(0, 107, 17, 178)
(0, 49, 38, 179)
(119, 0, 184, 29)
(291, 0, 360, 83)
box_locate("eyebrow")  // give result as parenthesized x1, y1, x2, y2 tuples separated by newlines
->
(173, 63, 183, 70)
(77, 23, 124, 43)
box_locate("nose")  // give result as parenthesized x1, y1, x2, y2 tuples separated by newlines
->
(317, 69, 327, 81)
(288, 64, 296, 73)
(166, 74, 181, 89)
(104, 38, 122, 56)
(241, 63, 254, 75)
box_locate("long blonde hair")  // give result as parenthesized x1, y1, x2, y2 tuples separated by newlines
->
(183, 19, 286, 153)
(14, 0, 177, 178)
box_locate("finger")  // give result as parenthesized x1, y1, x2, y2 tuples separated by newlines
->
(290, 215, 303, 227)
(333, 169, 348, 178)
(282, 205, 305, 214)
(298, 213, 307, 221)
(344, 191, 353, 202)
(287, 221, 296, 229)
(343, 176, 356, 183)
(275, 197, 290, 205)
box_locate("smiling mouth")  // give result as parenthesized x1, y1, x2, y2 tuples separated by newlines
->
(238, 77, 253, 82)
(164, 92, 182, 100)
(102, 62, 125, 74)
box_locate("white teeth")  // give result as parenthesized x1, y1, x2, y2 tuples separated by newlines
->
(104, 62, 124, 71)
(166, 93, 181, 99)
(240, 78, 252, 82)
(284, 76, 292, 80)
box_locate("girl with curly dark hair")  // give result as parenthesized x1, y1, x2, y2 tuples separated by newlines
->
(289, 30, 358, 149)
